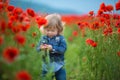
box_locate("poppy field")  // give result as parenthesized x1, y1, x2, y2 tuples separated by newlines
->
(0, 0, 120, 80)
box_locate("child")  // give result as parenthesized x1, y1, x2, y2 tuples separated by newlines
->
(36, 13, 67, 80)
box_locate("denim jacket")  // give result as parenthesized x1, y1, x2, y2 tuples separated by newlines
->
(36, 35, 67, 72)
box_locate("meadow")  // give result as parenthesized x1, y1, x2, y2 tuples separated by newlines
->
(0, 0, 120, 80)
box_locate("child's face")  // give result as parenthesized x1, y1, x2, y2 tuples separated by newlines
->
(45, 28, 58, 38)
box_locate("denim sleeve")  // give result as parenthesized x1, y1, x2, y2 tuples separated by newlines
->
(52, 36, 67, 54)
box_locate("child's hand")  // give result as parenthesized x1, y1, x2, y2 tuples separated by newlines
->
(47, 45, 52, 50)
(40, 44, 47, 50)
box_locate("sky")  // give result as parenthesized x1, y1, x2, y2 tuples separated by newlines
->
(21, 0, 119, 14)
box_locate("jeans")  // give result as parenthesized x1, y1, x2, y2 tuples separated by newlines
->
(42, 67, 66, 80)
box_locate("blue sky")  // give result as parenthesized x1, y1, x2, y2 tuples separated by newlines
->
(22, 0, 118, 13)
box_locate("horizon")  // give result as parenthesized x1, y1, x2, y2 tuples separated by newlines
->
(10, 0, 119, 14)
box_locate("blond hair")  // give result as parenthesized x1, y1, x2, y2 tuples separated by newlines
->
(43, 13, 64, 34)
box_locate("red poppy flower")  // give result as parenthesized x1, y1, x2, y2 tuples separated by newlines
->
(78, 25, 85, 30)
(105, 20, 111, 26)
(117, 52, 120, 57)
(0, 20, 6, 33)
(115, 1, 120, 10)
(117, 28, 120, 34)
(102, 14, 110, 19)
(12, 25, 21, 33)
(99, 17, 105, 23)
(99, 2, 106, 12)
(89, 11, 94, 16)
(21, 24, 30, 32)
(77, 22, 87, 29)
(86, 38, 97, 47)
(26, 8, 35, 17)
(113, 14, 120, 19)
(7, 21, 13, 29)
(97, 9, 103, 16)
(72, 31, 78, 36)
(103, 27, 113, 36)
(106, 5, 114, 12)
(3, 47, 19, 63)
(90, 21, 100, 30)
(36, 17, 47, 27)
(115, 20, 120, 28)
(77, 22, 82, 26)
(14, 34, 26, 45)
(16, 71, 31, 80)
(0, 2, 3, 10)
(9, 15, 16, 21)
(7, 5, 14, 11)
(18, 15, 24, 22)
(91, 42, 97, 47)
(13, 7, 23, 15)
(86, 38, 94, 45)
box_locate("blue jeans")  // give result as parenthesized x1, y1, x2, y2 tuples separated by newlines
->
(42, 68, 66, 80)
